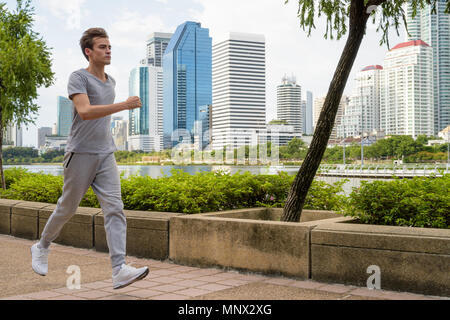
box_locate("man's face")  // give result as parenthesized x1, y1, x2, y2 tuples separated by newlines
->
(86, 37, 111, 65)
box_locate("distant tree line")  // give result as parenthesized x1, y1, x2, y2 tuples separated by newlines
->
(2, 134, 448, 165)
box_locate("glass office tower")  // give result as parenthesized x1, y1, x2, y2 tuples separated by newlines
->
(163, 21, 212, 149)
(57, 96, 73, 137)
(129, 67, 149, 136)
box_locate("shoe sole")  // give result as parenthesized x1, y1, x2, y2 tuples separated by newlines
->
(113, 267, 149, 290)
(30, 247, 47, 276)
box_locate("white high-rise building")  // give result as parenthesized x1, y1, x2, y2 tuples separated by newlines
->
(3, 123, 22, 147)
(305, 91, 314, 135)
(339, 65, 382, 138)
(37, 127, 52, 148)
(142, 32, 173, 67)
(380, 40, 434, 137)
(148, 66, 164, 152)
(405, 0, 450, 134)
(313, 96, 326, 130)
(314, 95, 347, 140)
(212, 32, 266, 150)
(277, 75, 302, 135)
(128, 64, 164, 152)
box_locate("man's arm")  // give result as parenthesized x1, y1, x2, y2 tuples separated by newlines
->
(72, 94, 141, 120)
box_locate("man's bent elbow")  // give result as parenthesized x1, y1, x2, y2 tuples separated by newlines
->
(78, 110, 89, 121)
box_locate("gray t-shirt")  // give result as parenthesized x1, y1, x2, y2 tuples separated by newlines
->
(66, 68, 117, 153)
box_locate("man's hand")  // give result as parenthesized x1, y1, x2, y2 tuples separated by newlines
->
(125, 96, 142, 110)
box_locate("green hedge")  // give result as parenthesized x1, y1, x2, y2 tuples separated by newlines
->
(0, 168, 347, 214)
(342, 174, 450, 229)
(2, 167, 448, 229)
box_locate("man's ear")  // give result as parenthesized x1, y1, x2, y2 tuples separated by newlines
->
(85, 48, 92, 59)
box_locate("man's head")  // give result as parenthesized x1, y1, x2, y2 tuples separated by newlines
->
(79, 28, 111, 65)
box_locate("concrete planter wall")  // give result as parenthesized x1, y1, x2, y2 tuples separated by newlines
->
(0, 199, 181, 260)
(1, 198, 449, 297)
(169, 207, 450, 297)
(95, 210, 181, 260)
(169, 208, 352, 278)
(311, 221, 450, 296)
(39, 205, 102, 249)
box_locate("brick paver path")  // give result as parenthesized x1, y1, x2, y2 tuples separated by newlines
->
(0, 234, 448, 300)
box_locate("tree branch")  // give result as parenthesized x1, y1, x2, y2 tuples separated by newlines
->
(366, 0, 388, 7)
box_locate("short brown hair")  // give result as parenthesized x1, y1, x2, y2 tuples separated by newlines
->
(79, 28, 109, 61)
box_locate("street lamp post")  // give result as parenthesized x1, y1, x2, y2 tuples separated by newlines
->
(447, 131, 449, 171)
(343, 136, 346, 165)
(342, 124, 346, 165)
(360, 92, 364, 167)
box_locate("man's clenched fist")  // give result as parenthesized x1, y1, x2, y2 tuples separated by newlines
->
(125, 96, 142, 109)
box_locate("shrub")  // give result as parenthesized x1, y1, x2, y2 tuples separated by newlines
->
(341, 174, 450, 229)
(3, 167, 36, 189)
(1, 168, 348, 214)
(1, 168, 99, 207)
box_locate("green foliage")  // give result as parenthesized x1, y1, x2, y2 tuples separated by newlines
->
(3, 167, 448, 228)
(303, 178, 349, 211)
(2, 166, 35, 188)
(1, 173, 63, 203)
(2, 147, 38, 159)
(0, 167, 99, 207)
(280, 137, 308, 160)
(1, 168, 348, 214)
(342, 175, 450, 228)
(288, 0, 450, 48)
(268, 119, 289, 125)
(0, 0, 55, 127)
(41, 149, 64, 161)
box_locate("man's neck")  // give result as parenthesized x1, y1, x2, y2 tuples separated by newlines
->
(86, 63, 106, 81)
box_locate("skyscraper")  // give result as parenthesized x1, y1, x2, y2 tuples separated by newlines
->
(301, 100, 306, 135)
(277, 75, 302, 136)
(128, 64, 164, 152)
(305, 91, 314, 135)
(405, 0, 450, 134)
(339, 65, 382, 138)
(3, 123, 22, 147)
(380, 40, 434, 137)
(163, 21, 212, 150)
(57, 96, 73, 136)
(212, 32, 266, 150)
(314, 95, 347, 140)
(38, 127, 52, 148)
(143, 32, 173, 67)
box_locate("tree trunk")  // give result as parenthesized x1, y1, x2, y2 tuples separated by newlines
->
(281, 0, 371, 222)
(0, 104, 5, 190)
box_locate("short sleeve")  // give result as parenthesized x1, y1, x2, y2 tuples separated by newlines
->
(68, 72, 88, 100)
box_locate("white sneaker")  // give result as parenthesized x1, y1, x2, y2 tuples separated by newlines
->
(31, 243, 49, 276)
(112, 264, 149, 289)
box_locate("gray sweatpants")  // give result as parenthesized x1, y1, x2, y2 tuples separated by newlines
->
(40, 152, 126, 269)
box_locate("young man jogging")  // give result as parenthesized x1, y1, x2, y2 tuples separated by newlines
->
(31, 28, 149, 289)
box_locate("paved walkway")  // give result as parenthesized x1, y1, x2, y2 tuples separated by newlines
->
(0, 234, 447, 300)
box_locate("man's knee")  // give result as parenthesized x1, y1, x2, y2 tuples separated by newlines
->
(101, 198, 124, 217)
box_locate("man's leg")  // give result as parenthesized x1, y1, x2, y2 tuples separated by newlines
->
(39, 153, 99, 248)
(91, 152, 148, 289)
(90, 153, 127, 269)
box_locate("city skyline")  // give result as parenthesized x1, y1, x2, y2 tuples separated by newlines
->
(2, 0, 406, 148)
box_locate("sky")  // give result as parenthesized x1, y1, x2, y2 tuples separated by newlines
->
(3, 0, 406, 148)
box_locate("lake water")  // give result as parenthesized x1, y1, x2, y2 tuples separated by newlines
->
(5, 164, 394, 196)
